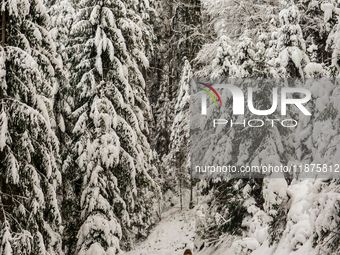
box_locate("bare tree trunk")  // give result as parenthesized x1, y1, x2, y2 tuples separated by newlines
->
(0, 11, 5, 99)
(180, 170, 183, 211)
(189, 175, 194, 209)
(142, 66, 147, 83)
(0, 12, 5, 224)
(189, 144, 194, 209)
(168, 0, 173, 95)
(2, 11, 5, 48)
(158, 199, 162, 220)
(176, 151, 183, 211)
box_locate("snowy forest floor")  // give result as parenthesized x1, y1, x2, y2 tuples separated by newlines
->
(126, 181, 324, 255)
(126, 205, 196, 255)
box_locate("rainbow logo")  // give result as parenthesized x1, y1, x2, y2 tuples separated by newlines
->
(197, 82, 222, 106)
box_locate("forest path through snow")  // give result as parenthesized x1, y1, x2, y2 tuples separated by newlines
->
(126, 206, 196, 255)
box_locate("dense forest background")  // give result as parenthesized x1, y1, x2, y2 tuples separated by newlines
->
(1, 0, 340, 254)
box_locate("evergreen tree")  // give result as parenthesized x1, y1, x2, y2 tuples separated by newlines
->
(48, 0, 75, 62)
(149, 0, 202, 165)
(305, 39, 327, 78)
(67, 0, 160, 252)
(254, 33, 275, 78)
(172, 0, 202, 62)
(147, 1, 174, 158)
(47, 1, 77, 253)
(297, 0, 330, 65)
(0, 0, 63, 253)
(210, 36, 234, 79)
(165, 59, 191, 209)
(231, 35, 256, 78)
(168, 59, 191, 165)
(324, 1, 340, 76)
(275, 3, 310, 78)
(151, 82, 173, 157)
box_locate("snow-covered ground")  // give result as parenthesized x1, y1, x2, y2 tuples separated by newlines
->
(126, 206, 195, 255)
(126, 180, 336, 255)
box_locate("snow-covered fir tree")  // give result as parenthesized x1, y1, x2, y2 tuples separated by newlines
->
(66, 0, 160, 252)
(0, 0, 64, 253)
(172, 0, 202, 62)
(150, 0, 201, 152)
(275, 3, 310, 78)
(169, 59, 191, 160)
(47, 1, 77, 252)
(210, 35, 234, 79)
(48, 0, 75, 62)
(297, 0, 330, 64)
(148, 0, 202, 201)
(231, 35, 256, 78)
(147, 0, 175, 159)
(324, 1, 340, 76)
(164, 59, 191, 208)
(151, 81, 173, 157)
